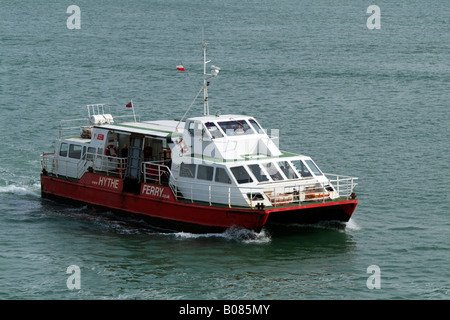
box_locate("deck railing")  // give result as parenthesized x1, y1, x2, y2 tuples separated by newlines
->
(42, 154, 357, 209)
(41, 152, 127, 179)
(41, 152, 55, 173)
(142, 161, 358, 209)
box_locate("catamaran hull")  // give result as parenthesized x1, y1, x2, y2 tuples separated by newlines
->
(40, 173, 357, 233)
(265, 200, 357, 225)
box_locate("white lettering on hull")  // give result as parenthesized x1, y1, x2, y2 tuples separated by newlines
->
(91, 176, 120, 190)
(141, 184, 170, 199)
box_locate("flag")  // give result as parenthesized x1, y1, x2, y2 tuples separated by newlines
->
(126, 100, 137, 122)
(176, 65, 186, 72)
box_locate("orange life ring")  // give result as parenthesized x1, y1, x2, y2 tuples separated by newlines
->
(105, 144, 118, 157)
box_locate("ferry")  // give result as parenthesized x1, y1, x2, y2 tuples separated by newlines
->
(40, 42, 358, 233)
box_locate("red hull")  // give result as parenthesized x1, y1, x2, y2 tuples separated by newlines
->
(40, 173, 357, 233)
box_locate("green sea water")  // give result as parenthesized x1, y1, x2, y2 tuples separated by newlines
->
(1, 0, 449, 300)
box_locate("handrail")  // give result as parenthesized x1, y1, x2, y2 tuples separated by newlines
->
(42, 151, 127, 179)
(86, 153, 127, 178)
(42, 154, 357, 209)
(142, 161, 357, 208)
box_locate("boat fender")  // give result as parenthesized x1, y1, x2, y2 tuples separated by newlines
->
(105, 144, 118, 157)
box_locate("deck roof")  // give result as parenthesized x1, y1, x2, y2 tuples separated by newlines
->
(97, 120, 184, 138)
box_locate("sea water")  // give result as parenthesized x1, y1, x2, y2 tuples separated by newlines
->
(1, 0, 449, 300)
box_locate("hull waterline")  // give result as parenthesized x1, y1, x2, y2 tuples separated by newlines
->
(41, 173, 357, 233)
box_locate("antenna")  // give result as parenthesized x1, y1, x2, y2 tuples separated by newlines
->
(176, 30, 220, 121)
(202, 32, 220, 116)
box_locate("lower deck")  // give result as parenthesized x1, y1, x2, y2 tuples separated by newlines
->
(40, 172, 357, 233)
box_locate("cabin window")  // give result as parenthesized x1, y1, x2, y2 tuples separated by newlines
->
(197, 165, 214, 181)
(305, 160, 323, 176)
(204, 122, 223, 139)
(215, 167, 231, 184)
(188, 121, 195, 136)
(180, 163, 196, 178)
(188, 121, 204, 137)
(278, 161, 299, 180)
(59, 143, 68, 157)
(261, 162, 284, 181)
(291, 160, 312, 178)
(87, 147, 96, 160)
(247, 164, 269, 182)
(218, 120, 254, 136)
(68, 144, 82, 159)
(249, 119, 264, 134)
(230, 166, 253, 184)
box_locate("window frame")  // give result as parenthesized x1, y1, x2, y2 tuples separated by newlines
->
(214, 167, 232, 184)
(197, 164, 214, 181)
(179, 163, 196, 178)
(230, 166, 254, 184)
(59, 143, 68, 157)
(68, 144, 83, 159)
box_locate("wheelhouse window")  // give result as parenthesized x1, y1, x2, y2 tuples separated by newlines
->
(261, 162, 284, 181)
(180, 163, 196, 178)
(187, 121, 203, 137)
(278, 161, 299, 180)
(69, 144, 83, 159)
(218, 120, 254, 136)
(247, 164, 269, 182)
(215, 167, 231, 184)
(291, 160, 312, 178)
(197, 165, 214, 181)
(204, 122, 224, 139)
(230, 166, 253, 184)
(305, 160, 323, 176)
(249, 119, 264, 134)
(59, 143, 68, 157)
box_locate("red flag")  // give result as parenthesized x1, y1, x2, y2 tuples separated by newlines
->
(176, 65, 186, 71)
(126, 102, 132, 108)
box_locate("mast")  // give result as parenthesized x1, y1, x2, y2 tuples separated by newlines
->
(203, 40, 209, 116)
(202, 34, 220, 116)
(175, 33, 220, 129)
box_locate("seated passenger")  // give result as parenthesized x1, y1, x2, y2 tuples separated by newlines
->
(235, 124, 245, 134)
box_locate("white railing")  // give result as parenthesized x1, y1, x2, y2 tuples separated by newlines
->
(88, 153, 127, 178)
(41, 152, 55, 173)
(41, 152, 127, 179)
(324, 173, 358, 199)
(58, 114, 141, 139)
(42, 154, 358, 209)
(142, 161, 357, 209)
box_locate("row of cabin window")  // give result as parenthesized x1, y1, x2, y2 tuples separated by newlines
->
(189, 119, 265, 139)
(179, 159, 323, 186)
(231, 160, 323, 184)
(59, 143, 99, 160)
(59, 143, 86, 159)
(179, 163, 232, 184)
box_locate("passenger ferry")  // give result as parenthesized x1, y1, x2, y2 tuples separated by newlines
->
(40, 42, 358, 233)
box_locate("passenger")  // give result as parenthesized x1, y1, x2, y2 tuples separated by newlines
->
(235, 124, 245, 134)
(120, 144, 128, 158)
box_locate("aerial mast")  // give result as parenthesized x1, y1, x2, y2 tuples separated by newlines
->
(202, 33, 220, 116)
(203, 40, 209, 116)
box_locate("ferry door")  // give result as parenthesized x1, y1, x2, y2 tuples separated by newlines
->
(125, 135, 144, 181)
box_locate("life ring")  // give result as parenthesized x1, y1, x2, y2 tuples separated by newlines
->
(179, 138, 189, 153)
(105, 144, 118, 157)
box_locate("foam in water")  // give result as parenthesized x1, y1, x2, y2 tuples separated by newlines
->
(345, 219, 361, 231)
(172, 227, 271, 244)
(0, 183, 40, 197)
